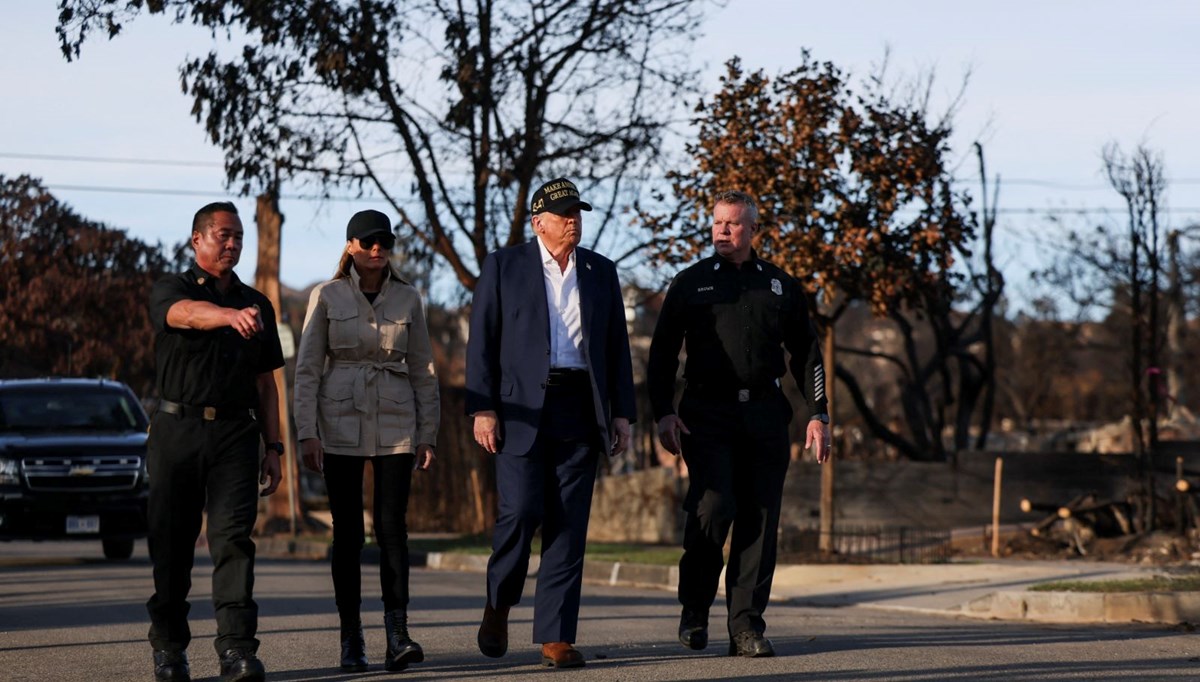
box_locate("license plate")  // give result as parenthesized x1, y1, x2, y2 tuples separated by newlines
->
(66, 515, 100, 534)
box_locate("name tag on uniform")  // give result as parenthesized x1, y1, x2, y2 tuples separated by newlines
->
(771, 278, 782, 295)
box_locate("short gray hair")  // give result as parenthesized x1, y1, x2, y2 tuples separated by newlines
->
(713, 190, 759, 224)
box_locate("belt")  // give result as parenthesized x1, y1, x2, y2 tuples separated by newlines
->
(546, 368, 589, 387)
(158, 399, 256, 421)
(686, 379, 781, 403)
(330, 359, 409, 413)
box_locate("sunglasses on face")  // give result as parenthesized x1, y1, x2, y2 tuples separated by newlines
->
(358, 234, 396, 250)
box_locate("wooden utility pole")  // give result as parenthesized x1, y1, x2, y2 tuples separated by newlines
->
(254, 190, 301, 535)
(818, 328, 836, 553)
(1165, 230, 1188, 421)
(991, 457, 1003, 557)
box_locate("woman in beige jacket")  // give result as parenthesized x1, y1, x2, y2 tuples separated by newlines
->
(293, 210, 439, 673)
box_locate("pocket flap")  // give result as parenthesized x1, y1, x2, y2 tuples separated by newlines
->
(379, 391, 413, 406)
(384, 310, 411, 324)
(327, 307, 358, 321)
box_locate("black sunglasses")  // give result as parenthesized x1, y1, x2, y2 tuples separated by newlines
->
(358, 234, 396, 250)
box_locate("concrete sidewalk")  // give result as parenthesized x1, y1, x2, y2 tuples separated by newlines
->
(257, 537, 1200, 626)
(769, 560, 1200, 625)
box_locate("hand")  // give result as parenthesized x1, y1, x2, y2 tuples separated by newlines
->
(227, 305, 264, 339)
(300, 437, 324, 473)
(415, 444, 436, 471)
(473, 410, 501, 454)
(656, 415, 690, 456)
(610, 417, 631, 456)
(805, 419, 831, 464)
(260, 450, 282, 496)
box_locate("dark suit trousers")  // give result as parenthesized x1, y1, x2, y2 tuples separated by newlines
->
(677, 389, 792, 637)
(145, 412, 261, 654)
(486, 381, 600, 644)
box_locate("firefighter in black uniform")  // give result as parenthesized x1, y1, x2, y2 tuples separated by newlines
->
(145, 201, 284, 682)
(647, 190, 830, 659)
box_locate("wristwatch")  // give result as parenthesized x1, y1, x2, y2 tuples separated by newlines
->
(264, 441, 285, 455)
(809, 413, 830, 424)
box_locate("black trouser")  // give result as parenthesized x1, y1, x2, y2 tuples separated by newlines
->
(676, 388, 792, 638)
(323, 452, 415, 618)
(145, 412, 261, 654)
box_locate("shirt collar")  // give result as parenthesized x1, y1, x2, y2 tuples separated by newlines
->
(348, 262, 406, 290)
(536, 236, 576, 269)
(189, 261, 244, 291)
(714, 249, 760, 271)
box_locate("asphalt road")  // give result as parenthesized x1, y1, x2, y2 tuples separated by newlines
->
(1, 540, 1199, 681)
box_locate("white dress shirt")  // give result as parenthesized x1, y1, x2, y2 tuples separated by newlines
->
(537, 237, 587, 369)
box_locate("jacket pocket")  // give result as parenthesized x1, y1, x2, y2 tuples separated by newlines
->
(327, 307, 359, 350)
(378, 380, 416, 448)
(380, 310, 411, 353)
(317, 378, 360, 449)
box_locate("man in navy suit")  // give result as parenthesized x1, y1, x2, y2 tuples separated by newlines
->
(465, 177, 636, 669)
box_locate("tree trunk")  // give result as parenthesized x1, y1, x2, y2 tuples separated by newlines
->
(819, 326, 836, 553)
(973, 142, 1000, 451)
(1165, 230, 1188, 420)
(254, 190, 301, 535)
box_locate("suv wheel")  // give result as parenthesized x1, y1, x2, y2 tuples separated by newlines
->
(102, 538, 135, 560)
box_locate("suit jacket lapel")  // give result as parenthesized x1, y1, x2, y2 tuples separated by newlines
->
(524, 240, 551, 347)
(575, 248, 596, 345)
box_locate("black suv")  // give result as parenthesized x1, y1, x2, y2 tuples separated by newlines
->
(0, 378, 150, 559)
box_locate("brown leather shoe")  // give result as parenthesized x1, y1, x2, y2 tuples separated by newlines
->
(477, 603, 510, 658)
(541, 642, 585, 669)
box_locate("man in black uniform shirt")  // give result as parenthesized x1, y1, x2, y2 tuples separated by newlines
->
(145, 202, 284, 682)
(647, 190, 830, 658)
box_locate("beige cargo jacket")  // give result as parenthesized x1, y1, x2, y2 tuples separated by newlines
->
(293, 266, 440, 456)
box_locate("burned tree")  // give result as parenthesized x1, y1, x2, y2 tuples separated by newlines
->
(57, 0, 707, 290)
(1034, 144, 1192, 530)
(0, 175, 181, 393)
(641, 55, 993, 462)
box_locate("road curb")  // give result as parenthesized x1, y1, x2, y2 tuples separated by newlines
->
(422, 551, 681, 591)
(255, 537, 331, 561)
(256, 538, 681, 591)
(255, 541, 1198, 626)
(424, 551, 490, 573)
(961, 590, 1200, 625)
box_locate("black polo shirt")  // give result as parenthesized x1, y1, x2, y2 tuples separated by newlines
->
(647, 252, 828, 421)
(148, 262, 285, 409)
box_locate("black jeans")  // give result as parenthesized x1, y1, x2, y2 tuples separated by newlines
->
(676, 389, 792, 638)
(145, 412, 261, 654)
(323, 452, 415, 617)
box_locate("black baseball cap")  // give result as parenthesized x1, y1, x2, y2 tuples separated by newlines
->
(345, 209, 392, 241)
(530, 178, 593, 216)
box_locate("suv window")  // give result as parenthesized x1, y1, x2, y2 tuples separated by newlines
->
(0, 387, 147, 433)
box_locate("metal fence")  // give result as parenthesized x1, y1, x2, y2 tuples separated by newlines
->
(778, 524, 951, 564)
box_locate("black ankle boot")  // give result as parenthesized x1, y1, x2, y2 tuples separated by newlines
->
(384, 608, 424, 672)
(339, 617, 368, 672)
(678, 607, 709, 650)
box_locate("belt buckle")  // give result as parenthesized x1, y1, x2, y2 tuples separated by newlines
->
(737, 389, 750, 403)
(203, 406, 217, 421)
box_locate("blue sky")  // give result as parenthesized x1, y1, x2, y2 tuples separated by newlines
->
(2, 1, 1198, 310)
